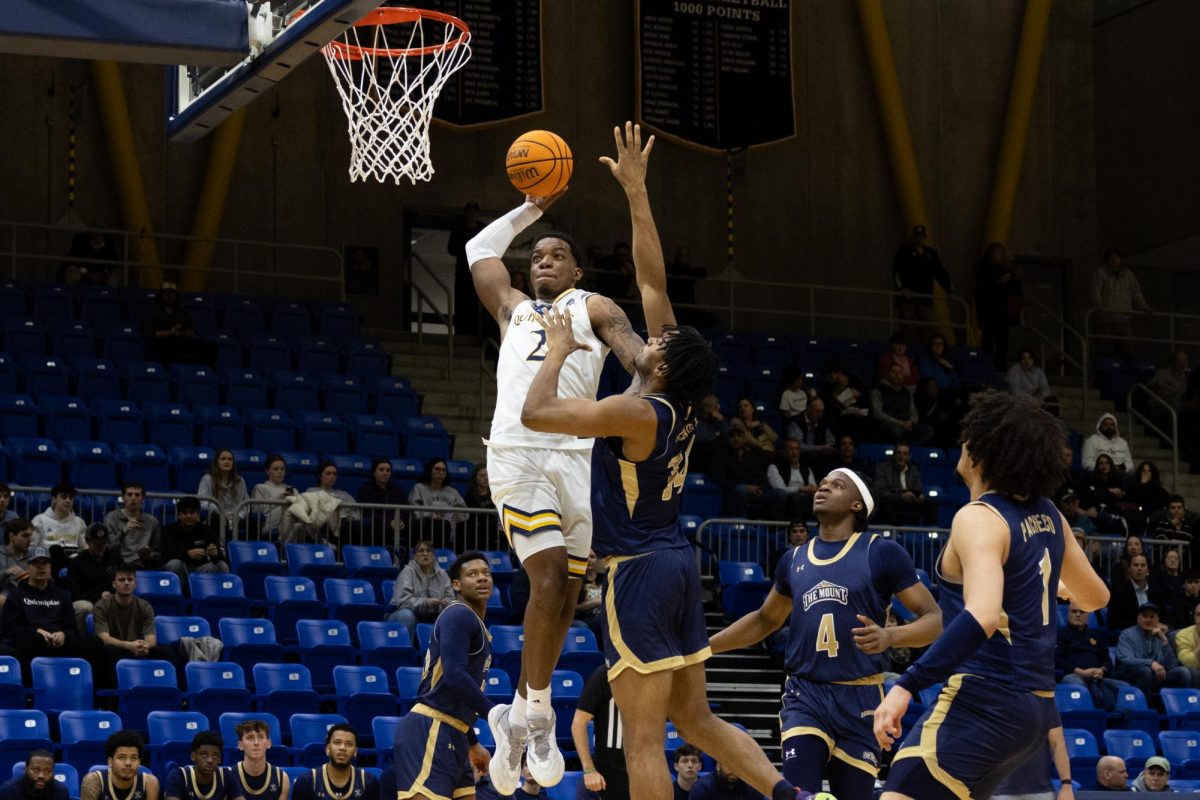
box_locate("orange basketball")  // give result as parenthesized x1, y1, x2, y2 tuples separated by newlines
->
(505, 130, 573, 197)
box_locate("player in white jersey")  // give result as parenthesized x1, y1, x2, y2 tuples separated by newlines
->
(466, 125, 649, 795)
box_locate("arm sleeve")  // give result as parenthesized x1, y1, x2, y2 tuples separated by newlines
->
(773, 551, 794, 598)
(435, 608, 493, 718)
(395, 565, 420, 611)
(1159, 640, 1181, 670)
(1115, 630, 1153, 669)
(92, 600, 111, 636)
(765, 465, 786, 491)
(140, 600, 157, 638)
(869, 540, 920, 599)
(1175, 628, 1198, 669)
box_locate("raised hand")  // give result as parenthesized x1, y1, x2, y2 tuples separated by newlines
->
(536, 309, 592, 358)
(599, 121, 655, 192)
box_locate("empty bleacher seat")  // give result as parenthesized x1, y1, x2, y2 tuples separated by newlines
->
(0, 657, 22, 710)
(296, 619, 356, 692)
(22, 356, 71, 396)
(31, 657, 93, 716)
(316, 304, 359, 339)
(115, 659, 181, 731)
(371, 717, 403, 769)
(252, 663, 321, 721)
(180, 294, 217, 329)
(185, 663, 252, 730)
(324, 578, 385, 630)
(143, 403, 196, 448)
(115, 443, 171, 491)
(41, 396, 91, 441)
(329, 454, 370, 481)
(680, 474, 721, 519)
(6, 318, 46, 356)
(170, 364, 221, 406)
(333, 666, 396, 736)
(489, 625, 525, 686)
(218, 619, 286, 679)
(51, 322, 95, 361)
(188, 574, 249, 631)
(146, 710, 209, 774)
(227, 541, 285, 601)
(0, 394, 39, 438)
(284, 544, 345, 584)
(222, 368, 268, 410)
(356, 622, 419, 680)
(558, 631, 603, 677)
(270, 303, 311, 337)
(348, 415, 400, 459)
(0, 285, 23, 318)
(1114, 685, 1161, 737)
(295, 337, 341, 375)
(394, 667, 423, 716)
(1063, 728, 1102, 775)
(98, 322, 143, 362)
(290, 713, 349, 768)
(372, 378, 420, 419)
(342, 546, 395, 598)
(0, 710, 53, 776)
(123, 362, 170, 405)
(168, 447, 215, 492)
(1162, 688, 1200, 729)
(1159, 730, 1200, 779)
(272, 372, 319, 412)
(0, 354, 17, 394)
(192, 406, 246, 449)
(321, 376, 369, 416)
(8, 438, 62, 486)
(58, 710, 120, 773)
(247, 409, 295, 452)
(264, 577, 323, 645)
(79, 287, 120, 325)
(93, 399, 141, 443)
(154, 616, 211, 645)
(297, 411, 349, 455)
(403, 417, 451, 461)
(345, 342, 389, 380)
(133, 571, 187, 617)
(222, 298, 265, 334)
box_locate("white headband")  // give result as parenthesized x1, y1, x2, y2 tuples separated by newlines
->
(829, 468, 874, 517)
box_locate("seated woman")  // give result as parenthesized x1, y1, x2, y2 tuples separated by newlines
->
(735, 397, 778, 453)
(281, 460, 360, 545)
(462, 464, 502, 551)
(408, 458, 466, 548)
(249, 454, 296, 536)
(197, 449, 248, 534)
(355, 458, 407, 549)
(387, 540, 454, 641)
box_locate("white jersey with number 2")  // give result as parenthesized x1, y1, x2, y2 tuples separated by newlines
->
(488, 288, 609, 450)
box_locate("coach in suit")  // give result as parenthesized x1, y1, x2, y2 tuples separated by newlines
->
(874, 443, 936, 526)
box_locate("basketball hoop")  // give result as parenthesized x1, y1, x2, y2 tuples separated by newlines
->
(320, 7, 471, 185)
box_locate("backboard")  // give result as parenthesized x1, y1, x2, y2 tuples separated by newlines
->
(165, 0, 388, 143)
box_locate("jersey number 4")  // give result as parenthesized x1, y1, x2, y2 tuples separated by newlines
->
(815, 613, 840, 658)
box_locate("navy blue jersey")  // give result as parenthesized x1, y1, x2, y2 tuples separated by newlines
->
(591, 394, 696, 557)
(290, 767, 376, 800)
(164, 767, 238, 800)
(93, 770, 150, 800)
(229, 765, 285, 800)
(417, 601, 492, 725)
(774, 533, 919, 681)
(937, 492, 1065, 691)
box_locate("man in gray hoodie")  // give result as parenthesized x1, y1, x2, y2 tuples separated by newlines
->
(387, 540, 455, 641)
(1083, 413, 1133, 474)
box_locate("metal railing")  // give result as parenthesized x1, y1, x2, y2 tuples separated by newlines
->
(407, 249, 455, 380)
(8, 486, 226, 539)
(1088, 534, 1190, 581)
(1127, 383, 1180, 491)
(1085, 306, 1200, 356)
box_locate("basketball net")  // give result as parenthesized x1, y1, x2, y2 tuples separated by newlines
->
(321, 8, 471, 185)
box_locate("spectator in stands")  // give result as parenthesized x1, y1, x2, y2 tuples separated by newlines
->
(771, 521, 811, 568)
(735, 398, 778, 452)
(1157, 548, 1185, 613)
(778, 372, 808, 428)
(914, 377, 960, 450)
(766, 439, 818, 521)
(66, 524, 118, 631)
(892, 224, 952, 336)
(1108, 554, 1165, 632)
(0, 519, 32, 608)
(250, 455, 295, 536)
(917, 333, 960, 392)
(1131, 756, 1172, 793)
(871, 363, 934, 445)
(874, 442, 936, 526)
(463, 465, 500, 551)
(820, 362, 870, 439)
(60, 229, 119, 286)
(1083, 414, 1134, 475)
(141, 280, 217, 367)
(1005, 350, 1057, 415)
(1149, 495, 1200, 545)
(1125, 461, 1169, 527)
(877, 331, 920, 387)
(575, 550, 604, 642)
(0, 485, 17, 526)
(1115, 602, 1198, 696)
(104, 482, 161, 568)
(825, 434, 868, 476)
(198, 449, 248, 532)
(93, 563, 181, 670)
(711, 422, 785, 520)
(163, 731, 236, 800)
(1173, 602, 1200, 673)
(974, 242, 1023, 371)
(282, 461, 359, 545)
(671, 745, 703, 800)
(1091, 248, 1152, 358)
(687, 760, 764, 800)
(1058, 489, 1097, 536)
(1087, 454, 1130, 521)
(355, 458, 407, 548)
(387, 540, 454, 640)
(161, 497, 229, 584)
(1056, 601, 1121, 712)
(1110, 535, 1147, 586)
(1149, 350, 1190, 414)
(571, 664, 628, 800)
(696, 393, 728, 445)
(1095, 755, 1129, 791)
(408, 458, 467, 545)
(1167, 572, 1200, 631)
(0, 749, 67, 800)
(0, 545, 111, 684)
(786, 397, 836, 460)
(30, 483, 86, 571)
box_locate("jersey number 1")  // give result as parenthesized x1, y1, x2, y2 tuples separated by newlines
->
(816, 613, 840, 658)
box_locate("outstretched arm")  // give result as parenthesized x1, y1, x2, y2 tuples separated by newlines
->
(709, 588, 790, 654)
(600, 122, 674, 337)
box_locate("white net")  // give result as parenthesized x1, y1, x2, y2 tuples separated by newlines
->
(321, 8, 471, 185)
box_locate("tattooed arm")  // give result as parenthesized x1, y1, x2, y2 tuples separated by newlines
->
(587, 294, 644, 375)
(81, 772, 102, 800)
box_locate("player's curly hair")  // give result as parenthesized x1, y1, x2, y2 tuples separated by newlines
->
(530, 230, 584, 267)
(960, 390, 1067, 499)
(662, 325, 719, 411)
(105, 730, 145, 760)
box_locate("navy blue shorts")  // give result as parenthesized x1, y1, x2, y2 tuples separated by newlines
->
(885, 673, 1061, 800)
(392, 705, 474, 800)
(602, 546, 710, 680)
(779, 675, 885, 777)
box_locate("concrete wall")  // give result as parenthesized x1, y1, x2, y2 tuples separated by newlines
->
(0, 1, 1100, 333)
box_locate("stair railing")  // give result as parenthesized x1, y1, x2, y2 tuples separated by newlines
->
(406, 250, 454, 382)
(1127, 383, 1180, 492)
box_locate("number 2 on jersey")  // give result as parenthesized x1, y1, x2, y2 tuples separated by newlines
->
(526, 329, 548, 361)
(816, 613, 840, 658)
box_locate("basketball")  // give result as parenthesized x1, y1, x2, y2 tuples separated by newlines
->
(505, 130, 573, 197)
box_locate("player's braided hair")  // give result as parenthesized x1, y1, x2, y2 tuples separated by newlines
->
(959, 390, 1067, 499)
(661, 325, 719, 411)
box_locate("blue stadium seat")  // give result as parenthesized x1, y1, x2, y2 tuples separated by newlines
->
(718, 561, 766, 586)
(294, 337, 341, 375)
(1159, 730, 1200, 780)
(8, 438, 62, 486)
(324, 578, 385, 631)
(122, 362, 170, 405)
(0, 657, 22, 710)
(5, 318, 46, 356)
(115, 444, 171, 492)
(489, 626, 525, 686)
(316, 304, 359, 339)
(1103, 729, 1156, 772)
(416, 623, 434, 654)
(284, 544, 345, 585)
(0, 394, 39, 438)
(79, 287, 120, 325)
(0, 354, 17, 394)
(269, 302, 311, 337)
(320, 376, 369, 416)
(60, 441, 116, 491)
(218, 619, 286, 681)
(484, 671, 512, 703)
(252, 663, 321, 721)
(51, 322, 96, 360)
(680, 474, 721, 519)
(550, 670, 585, 747)
(348, 415, 400, 459)
(170, 364, 221, 406)
(1162, 688, 1200, 729)
(115, 660, 181, 731)
(558, 631, 603, 677)
(93, 399, 141, 443)
(217, 712, 283, 757)
(394, 667, 423, 716)
(230, 448, 267, 474)
(246, 408, 295, 452)
(391, 458, 423, 493)
(134, 571, 187, 617)
(264, 577, 323, 645)
(372, 378, 420, 419)
(290, 713, 348, 767)
(296, 619, 356, 692)
(184, 663, 252, 730)
(329, 454, 370, 481)
(297, 411, 349, 455)
(1054, 684, 1107, 742)
(146, 710, 209, 774)
(344, 342, 390, 380)
(0, 285, 24, 318)
(247, 335, 291, 373)
(98, 322, 143, 361)
(372, 717, 403, 769)
(719, 561, 772, 622)
(57, 710, 120, 773)
(342, 546, 395, 600)
(179, 294, 217, 329)
(41, 396, 90, 441)
(0, 710, 53, 776)
(1114, 685, 1161, 738)
(483, 550, 514, 591)
(403, 417, 451, 462)
(207, 331, 243, 369)
(31, 657, 93, 716)
(272, 372, 319, 413)
(17, 757, 79, 798)
(227, 541, 285, 601)
(168, 447, 215, 492)
(188, 574, 249, 631)
(333, 666, 396, 736)
(193, 406, 246, 449)
(154, 616, 211, 645)
(277, 452, 320, 493)
(222, 298, 265, 334)
(356, 622, 419, 681)
(221, 368, 268, 411)
(143, 403, 196, 449)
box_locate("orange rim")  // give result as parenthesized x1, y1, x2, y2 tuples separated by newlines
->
(323, 7, 470, 61)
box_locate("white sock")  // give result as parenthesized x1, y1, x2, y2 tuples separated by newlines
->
(511, 693, 528, 728)
(526, 684, 552, 719)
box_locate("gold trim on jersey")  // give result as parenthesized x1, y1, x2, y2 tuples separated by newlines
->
(806, 532, 863, 566)
(185, 767, 219, 800)
(832, 673, 885, 686)
(781, 725, 833, 750)
(996, 610, 1012, 643)
(236, 764, 277, 797)
(567, 555, 589, 577)
(500, 505, 562, 544)
(105, 770, 140, 800)
(411, 703, 470, 734)
(619, 459, 640, 517)
(892, 674, 971, 799)
(831, 746, 880, 777)
(644, 395, 678, 460)
(430, 657, 444, 689)
(397, 719, 443, 800)
(603, 558, 711, 681)
(319, 765, 358, 800)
